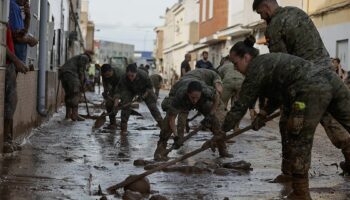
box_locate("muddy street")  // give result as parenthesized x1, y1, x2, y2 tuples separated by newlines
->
(0, 90, 349, 200)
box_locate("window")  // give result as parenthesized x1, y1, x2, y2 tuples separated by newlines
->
(201, 0, 207, 22)
(209, 0, 214, 19)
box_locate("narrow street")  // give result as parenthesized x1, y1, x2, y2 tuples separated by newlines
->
(0, 90, 349, 200)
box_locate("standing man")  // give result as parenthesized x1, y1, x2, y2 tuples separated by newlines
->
(253, 0, 350, 178)
(180, 53, 191, 77)
(59, 51, 93, 121)
(101, 64, 124, 130)
(113, 64, 163, 134)
(4, 25, 29, 153)
(195, 51, 214, 70)
(4, 0, 37, 153)
(150, 73, 163, 98)
(154, 80, 231, 161)
(9, 0, 38, 63)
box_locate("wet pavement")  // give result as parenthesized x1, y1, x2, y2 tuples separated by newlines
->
(0, 90, 349, 200)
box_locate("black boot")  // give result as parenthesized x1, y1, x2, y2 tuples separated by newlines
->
(154, 141, 168, 161)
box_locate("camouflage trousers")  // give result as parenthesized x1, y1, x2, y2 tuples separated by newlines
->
(5, 63, 18, 120)
(221, 79, 243, 108)
(120, 89, 163, 126)
(154, 87, 160, 99)
(105, 97, 117, 124)
(158, 99, 227, 154)
(281, 71, 350, 176)
(60, 72, 81, 108)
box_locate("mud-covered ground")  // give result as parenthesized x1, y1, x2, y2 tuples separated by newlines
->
(0, 90, 349, 200)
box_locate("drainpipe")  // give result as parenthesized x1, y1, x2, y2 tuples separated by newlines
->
(37, 0, 48, 116)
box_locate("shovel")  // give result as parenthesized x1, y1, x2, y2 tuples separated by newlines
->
(106, 111, 280, 193)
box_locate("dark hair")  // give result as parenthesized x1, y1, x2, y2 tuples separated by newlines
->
(187, 81, 202, 93)
(253, 0, 264, 10)
(145, 65, 150, 69)
(84, 50, 94, 62)
(101, 64, 112, 73)
(126, 63, 138, 73)
(333, 58, 341, 63)
(230, 35, 259, 58)
(202, 51, 208, 55)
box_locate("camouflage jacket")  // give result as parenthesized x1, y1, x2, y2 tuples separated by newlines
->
(217, 61, 244, 84)
(150, 74, 163, 88)
(265, 6, 331, 66)
(114, 69, 153, 98)
(181, 68, 222, 87)
(59, 54, 90, 79)
(102, 67, 124, 96)
(222, 53, 328, 131)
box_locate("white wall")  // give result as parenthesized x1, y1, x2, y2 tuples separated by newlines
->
(318, 22, 350, 70)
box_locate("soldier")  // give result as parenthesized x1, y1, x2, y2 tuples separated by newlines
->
(113, 64, 163, 134)
(101, 64, 124, 130)
(154, 79, 231, 161)
(177, 68, 224, 142)
(217, 56, 244, 130)
(59, 51, 93, 121)
(150, 73, 163, 98)
(222, 38, 350, 199)
(253, 0, 350, 179)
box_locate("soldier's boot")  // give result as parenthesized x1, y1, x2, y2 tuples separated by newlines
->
(71, 108, 85, 121)
(154, 141, 168, 161)
(120, 122, 128, 135)
(272, 159, 293, 183)
(217, 141, 233, 158)
(106, 115, 117, 130)
(340, 147, 350, 175)
(65, 106, 72, 119)
(287, 177, 311, 200)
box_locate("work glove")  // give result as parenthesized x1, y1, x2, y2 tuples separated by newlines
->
(252, 113, 267, 131)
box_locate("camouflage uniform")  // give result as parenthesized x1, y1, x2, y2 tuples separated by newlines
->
(102, 67, 124, 126)
(114, 69, 163, 130)
(176, 69, 224, 139)
(265, 6, 350, 173)
(155, 78, 228, 160)
(217, 61, 244, 107)
(223, 53, 350, 178)
(59, 54, 90, 109)
(150, 74, 163, 98)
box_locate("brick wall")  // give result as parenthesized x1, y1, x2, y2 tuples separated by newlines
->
(199, 0, 228, 39)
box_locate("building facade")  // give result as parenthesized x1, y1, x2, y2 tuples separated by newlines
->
(308, 0, 350, 71)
